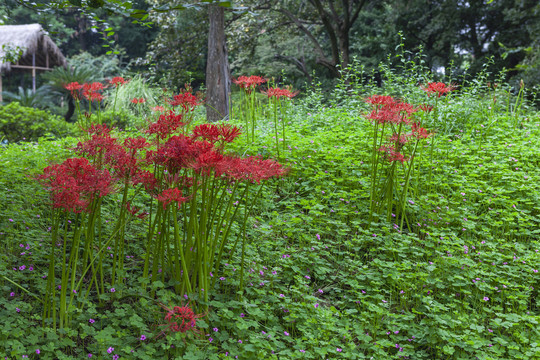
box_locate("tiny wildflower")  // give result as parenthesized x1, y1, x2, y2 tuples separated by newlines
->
(110, 288, 116, 293)
(107, 347, 114, 354)
(284, 331, 289, 336)
(140, 335, 146, 341)
(483, 296, 489, 301)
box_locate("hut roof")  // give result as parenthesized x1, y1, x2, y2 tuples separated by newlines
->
(0, 24, 67, 72)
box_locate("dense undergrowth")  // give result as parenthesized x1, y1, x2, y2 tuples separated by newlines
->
(1, 62, 540, 360)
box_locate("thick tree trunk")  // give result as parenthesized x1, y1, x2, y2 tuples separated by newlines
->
(206, 5, 230, 122)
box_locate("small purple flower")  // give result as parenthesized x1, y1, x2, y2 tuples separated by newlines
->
(16, 308, 20, 313)
(36, 349, 40, 354)
(88, 354, 92, 358)
(240, 313, 245, 318)
(113, 355, 119, 360)
(238, 340, 242, 344)
(314, 303, 319, 308)
(107, 347, 114, 354)
(279, 294, 284, 297)
(483, 296, 489, 301)
(140, 335, 146, 341)
(316, 234, 320, 240)
(213, 327, 219, 332)
(209, 337, 213, 342)
(284, 331, 289, 336)
(89, 319, 95, 324)
(10, 292, 14, 297)
(318, 289, 323, 294)
(336, 348, 342, 352)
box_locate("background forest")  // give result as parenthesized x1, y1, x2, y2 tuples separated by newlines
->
(0, 0, 539, 102)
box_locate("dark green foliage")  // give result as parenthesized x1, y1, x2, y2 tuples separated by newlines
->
(0, 102, 76, 143)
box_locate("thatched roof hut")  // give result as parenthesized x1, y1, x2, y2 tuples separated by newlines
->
(0, 24, 67, 100)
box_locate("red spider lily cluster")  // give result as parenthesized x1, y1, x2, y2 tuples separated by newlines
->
(63, 78, 128, 102)
(421, 82, 456, 98)
(37, 158, 113, 213)
(232, 75, 267, 93)
(159, 303, 206, 335)
(365, 95, 432, 163)
(131, 98, 146, 104)
(261, 87, 299, 99)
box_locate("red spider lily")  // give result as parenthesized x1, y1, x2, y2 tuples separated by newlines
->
(218, 124, 242, 143)
(261, 87, 299, 99)
(152, 106, 166, 112)
(378, 146, 408, 163)
(146, 110, 185, 139)
(219, 156, 288, 183)
(84, 124, 112, 137)
(124, 137, 150, 151)
(82, 82, 105, 101)
(132, 170, 158, 192)
(390, 102, 418, 116)
(86, 92, 104, 102)
(109, 77, 127, 87)
(388, 133, 411, 146)
(421, 82, 455, 97)
(155, 188, 189, 209)
(189, 149, 225, 176)
(366, 108, 402, 124)
(419, 104, 434, 113)
(131, 98, 146, 104)
(64, 82, 83, 100)
(387, 150, 408, 163)
(233, 75, 267, 91)
(169, 92, 201, 112)
(364, 95, 396, 107)
(149, 135, 200, 172)
(37, 158, 113, 213)
(159, 303, 206, 335)
(191, 124, 221, 144)
(75, 132, 118, 158)
(411, 122, 432, 139)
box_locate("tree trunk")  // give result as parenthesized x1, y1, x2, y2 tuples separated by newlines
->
(205, 5, 230, 122)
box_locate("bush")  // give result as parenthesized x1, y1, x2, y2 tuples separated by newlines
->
(0, 102, 76, 142)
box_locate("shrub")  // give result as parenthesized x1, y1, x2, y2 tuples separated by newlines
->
(0, 102, 76, 142)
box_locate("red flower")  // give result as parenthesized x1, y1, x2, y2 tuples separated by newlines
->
(233, 75, 267, 94)
(146, 110, 185, 139)
(365, 95, 396, 107)
(84, 124, 112, 137)
(155, 188, 189, 209)
(159, 303, 205, 335)
(169, 92, 200, 112)
(132, 170, 158, 192)
(261, 87, 299, 99)
(64, 82, 83, 100)
(138, 98, 146, 104)
(109, 77, 127, 87)
(37, 158, 113, 213)
(411, 122, 432, 139)
(219, 156, 287, 183)
(419, 104, 434, 113)
(124, 137, 150, 151)
(191, 124, 242, 145)
(421, 82, 455, 97)
(82, 82, 105, 101)
(366, 109, 402, 124)
(152, 106, 166, 112)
